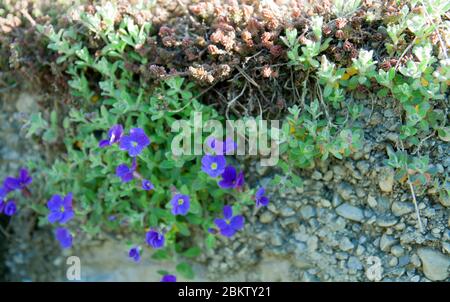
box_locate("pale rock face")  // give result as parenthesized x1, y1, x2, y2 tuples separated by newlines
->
(417, 248, 450, 281)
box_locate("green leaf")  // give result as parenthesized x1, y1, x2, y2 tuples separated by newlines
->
(176, 262, 195, 279)
(182, 246, 201, 258)
(152, 249, 170, 260)
(205, 233, 216, 249)
(437, 127, 450, 142)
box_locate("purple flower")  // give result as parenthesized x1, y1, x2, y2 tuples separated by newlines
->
(142, 179, 154, 191)
(99, 124, 124, 148)
(3, 200, 17, 216)
(161, 274, 177, 282)
(128, 247, 140, 262)
(170, 194, 190, 216)
(146, 230, 165, 249)
(218, 166, 245, 189)
(55, 227, 72, 249)
(255, 187, 269, 207)
(3, 168, 32, 191)
(47, 193, 75, 224)
(119, 128, 150, 157)
(214, 205, 245, 237)
(201, 155, 226, 178)
(0, 187, 8, 199)
(116, 159, 137, 183)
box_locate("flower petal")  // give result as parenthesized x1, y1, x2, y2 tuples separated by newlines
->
(220, 225, 237, 237)
(223, 205, 233, 220)
(47, 195, 63, 211)
(99, 139, 110, 148)
(48, 211, 63, 224)
(214, 218, 228, 229)
(230, 215, 244, 230)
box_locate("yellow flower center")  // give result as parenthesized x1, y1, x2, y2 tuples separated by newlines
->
(178, 198, 184, 205)
(211, 163, 218, 170)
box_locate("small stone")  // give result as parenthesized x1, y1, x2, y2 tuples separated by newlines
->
(323, 171, 333, 181)
(380, 234, 396, 252)
(280, 207, 295, 217)
(337, 182, 353, 201)
(410, 275, 421, 282)
(411, 253, 421, 267)
(347, 256, 363, 271)
(417, 248, 450, 281)
(267, 203, 279, 214)
(311, 171, 322, 180)
(300, 205, 316, 219)
(280, 217, 298, 228)
(391, 201, 414, 216)
(336, 203, 364, 222)
(270, 234, 283, 246)
(320, 199, 331, 208)
(378, 167, 395, 193)
(398, 255, 410, 267)
(259, 211, 275, 224)
(356, 161, 370, 175)
(388, 256, 398, 267)
(339, 237, 355, 252)
(390, 245, 404, 257)
(377, 216, 398, 227)
(367, 195, 377, 208)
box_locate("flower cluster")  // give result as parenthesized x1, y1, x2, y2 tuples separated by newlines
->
(201, 137, 245, 190)
(101, 125, 154, 191)
(47, 192, 74, 249)
(0, 168, 33, 217)
(201, 137, 247, 238)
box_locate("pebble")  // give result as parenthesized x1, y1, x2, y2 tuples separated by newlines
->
(377, 216, 399, 227)
(339, 237, 355, 252)
(391, 201, 414, 216)
(367, 195, 377, 208)
(380, 234, 396, 252)
(390, 245, 404, 257)
(270, 234, 283, 247)
(336, 203, 364, 222)
(259, 211, 275, 224)
(311, 171, 322, 180)
(337, 182, 354, 201)
(347, 256, 363, 271)
(323, 171, 333, 182)
(280, 207, 296, 217)
(378, 167, 395, 193)
(300, 205, 316, 219)
(417, 248, 450, 281)
(356, 161, 370, 175)
(398, 255, 410, 267)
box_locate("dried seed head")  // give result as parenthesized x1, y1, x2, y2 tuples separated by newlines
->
(335, 29, 345, 39)
(335, 18, 348, 30)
